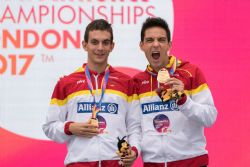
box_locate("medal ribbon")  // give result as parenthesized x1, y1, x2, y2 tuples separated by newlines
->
(168, 56, 178, 75)
(85, 65, 110, 118)
(146, 56, 178, 76)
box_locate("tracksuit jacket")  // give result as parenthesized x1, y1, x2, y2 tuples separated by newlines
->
(133, 56, 217, 167)
(43, 64, 141, 166)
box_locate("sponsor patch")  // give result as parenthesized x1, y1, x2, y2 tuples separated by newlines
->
(77, 102, 118, 114)
(153, 114, 171, 133)
(97, 115, 107, 134)
(141, 100, 178, 114)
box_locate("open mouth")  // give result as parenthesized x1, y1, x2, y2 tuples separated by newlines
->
(152, 51, 160, 60)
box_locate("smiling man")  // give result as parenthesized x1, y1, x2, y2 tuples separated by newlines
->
(133, 17, 217, 167)
(43, 19, 141, 167)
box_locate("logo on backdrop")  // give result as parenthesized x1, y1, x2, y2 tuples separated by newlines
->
(0, 0, 174, 140)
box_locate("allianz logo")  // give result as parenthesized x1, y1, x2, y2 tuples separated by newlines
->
(77, 102, 118, 114)
(141, 101, 178, 114)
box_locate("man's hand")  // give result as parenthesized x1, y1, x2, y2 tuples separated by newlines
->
(121, 150, 137, 167)
(69, 122, 99, 138)
(165, 77, 184, 93)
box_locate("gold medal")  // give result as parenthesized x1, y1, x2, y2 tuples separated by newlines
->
(88, 118, 99, 127)
(157, 68, 170, 83)
(157, 68, 183, 102)
(88, 105, 100, 126)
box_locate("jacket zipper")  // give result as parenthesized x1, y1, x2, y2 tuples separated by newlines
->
(161, 135, 168, 167)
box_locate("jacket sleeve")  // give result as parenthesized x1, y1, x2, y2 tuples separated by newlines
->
(126, 79, 142, 154)
(178, 67, 217, 127)
(42, 79, 72, 143)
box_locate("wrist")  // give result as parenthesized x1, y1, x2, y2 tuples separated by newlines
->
(64, 121, 74, 135)
(177, 93, 187, 105)
(131, 146, 138, 157)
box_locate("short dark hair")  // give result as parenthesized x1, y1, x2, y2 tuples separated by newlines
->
(84, 19, 113, 42)
(140, 17, 171, 42)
